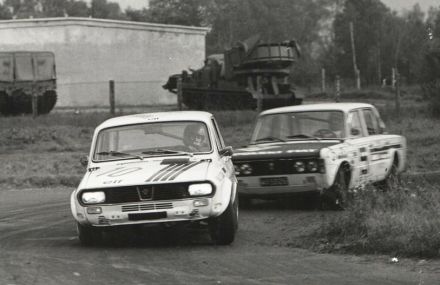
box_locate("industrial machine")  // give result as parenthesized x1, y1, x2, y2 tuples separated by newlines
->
(163, 36, 303, 110)
(0, 51, 57, 115)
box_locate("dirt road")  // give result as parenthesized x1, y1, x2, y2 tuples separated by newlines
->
(1, 187, 439, 285)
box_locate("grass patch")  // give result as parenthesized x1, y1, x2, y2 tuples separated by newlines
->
(314, 180, 440, 258)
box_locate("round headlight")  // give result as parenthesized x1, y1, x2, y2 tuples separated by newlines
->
(188, 183, 213, 196)
(307, 161, 318, 172)
(294, 161, 305, 173)
(234, 164, 241, 176)
(81, 191, 105, 204)
(240, 163, 253, 175)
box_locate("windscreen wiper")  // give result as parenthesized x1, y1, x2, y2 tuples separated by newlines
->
(286, 134, 321, 141)
(96, 151, 144, 160)
(142, 149, 193, 156)
(251, 136, 286, 144)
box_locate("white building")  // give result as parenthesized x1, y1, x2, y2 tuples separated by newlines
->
(0, 17, 208, 107)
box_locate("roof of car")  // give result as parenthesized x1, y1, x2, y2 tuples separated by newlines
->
(260, 102, 375, 116)
(96, 111, 213, 130)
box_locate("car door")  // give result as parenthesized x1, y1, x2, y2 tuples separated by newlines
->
(211, 118, 235, 181)
(360, 108, 390, 182)
(345, 109, 371, 188)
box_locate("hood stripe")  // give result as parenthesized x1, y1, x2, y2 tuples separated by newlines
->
(168, 160, 205, 181)
(154, 163, 189, 182)
(160, 162, 196, 181)
(145, 163, 178, 182)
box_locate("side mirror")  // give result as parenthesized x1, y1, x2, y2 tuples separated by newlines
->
(219, 146, 233, 157)
(80, 155, 89, 167)
(350, 128, 360, 136)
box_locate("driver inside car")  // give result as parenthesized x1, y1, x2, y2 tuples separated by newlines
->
(183, 124, 208, 152)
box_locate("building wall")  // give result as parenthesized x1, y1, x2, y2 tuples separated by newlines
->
(0, 18, 207, 107)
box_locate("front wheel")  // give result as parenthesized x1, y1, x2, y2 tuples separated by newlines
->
(77, 223, 102, 246)
(209, 196, 238, 245)
(322, 168, 350, 210)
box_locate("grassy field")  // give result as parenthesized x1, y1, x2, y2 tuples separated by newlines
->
(1, 87, 439, 257)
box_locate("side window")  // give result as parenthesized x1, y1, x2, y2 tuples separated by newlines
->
(347, 111, 363, 138)
(211, 118, 225, 150)
(363, 109, 379, 135)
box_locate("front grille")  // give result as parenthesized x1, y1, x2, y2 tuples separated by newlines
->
(98, 215, 110, 225)
(79, 183, 202, 205)
(121, 202, 173, 212)
(235, 158, 323, 176)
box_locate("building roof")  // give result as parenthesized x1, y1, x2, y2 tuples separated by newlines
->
(96, 111, 214, 130)
(0, 17, 210, 35)
(260, 103, 375, 116)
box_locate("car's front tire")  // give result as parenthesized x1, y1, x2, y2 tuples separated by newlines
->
(77, 223, 102, 246)
(322, 167, 350, 210)
(209, 196, 238, 245)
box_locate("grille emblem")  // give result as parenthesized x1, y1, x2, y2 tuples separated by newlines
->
(138, 186, 153, 200)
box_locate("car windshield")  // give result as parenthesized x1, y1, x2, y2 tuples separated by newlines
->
(251, 111, 345, 143)
(93, 121, 211, 161)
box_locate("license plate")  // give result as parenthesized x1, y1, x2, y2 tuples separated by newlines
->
(260, 177, 288, 187)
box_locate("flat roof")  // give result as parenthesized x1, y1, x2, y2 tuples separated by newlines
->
(260, 103, 375, 116)
(0, 17, 210, 35)
(97, 111, 214, 131)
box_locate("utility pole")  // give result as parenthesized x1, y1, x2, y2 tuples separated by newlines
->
(350, 22, 361, 90)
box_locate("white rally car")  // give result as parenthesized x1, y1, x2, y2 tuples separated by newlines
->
(71, 111, 238, 245)
(233, 103, 407, 208)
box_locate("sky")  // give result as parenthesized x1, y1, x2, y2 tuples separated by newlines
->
(382, 0, 440, 12)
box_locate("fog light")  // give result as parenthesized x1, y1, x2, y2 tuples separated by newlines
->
(193, 199, 209, 207)
(87, 206, 102, 214)
(294, 161, 305, 172)
(307, 161, 318, 172)
(241, 163, 253, 175)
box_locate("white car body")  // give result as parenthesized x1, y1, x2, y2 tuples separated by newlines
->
(71, 111, 237, 244)
(233, 103, 407, 202)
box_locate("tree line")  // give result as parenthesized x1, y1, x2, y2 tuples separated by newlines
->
(1, 0, 439, 89)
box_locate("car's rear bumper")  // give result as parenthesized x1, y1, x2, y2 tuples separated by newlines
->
(237, 173, 325, 196)
(75, 198, 217, 227)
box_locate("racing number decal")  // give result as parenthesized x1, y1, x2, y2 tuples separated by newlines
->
(97, 167, 142, 177)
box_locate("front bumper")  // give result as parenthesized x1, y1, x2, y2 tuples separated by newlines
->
(237, 173, 325, 196)
(75, 198, 218, 227)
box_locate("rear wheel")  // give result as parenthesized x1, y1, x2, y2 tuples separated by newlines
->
(209, 195, 238, 245)
(0, 92, 9, 115)
(377, 161, 400, 191)
(77, 223, 102, 246)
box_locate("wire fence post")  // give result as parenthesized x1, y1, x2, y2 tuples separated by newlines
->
(321, 68, 326, 93)
(335, 75, 341, 102)
(395, 71, 401, 119)
(177, 77, 183, 110)
(32, 82, 38, 118)
(109, 80, 115, 115)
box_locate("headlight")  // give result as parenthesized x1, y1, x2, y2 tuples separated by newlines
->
(294, 161, 305, 173)
(234, 164, 241, 176)
(81, 191, 106, 204)
(188, 183, 213, 196)
(240, 163, 253, 175)
(307, 161, 318, 172)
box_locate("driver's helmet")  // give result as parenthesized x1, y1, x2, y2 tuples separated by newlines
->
(183, 124, 206, 150)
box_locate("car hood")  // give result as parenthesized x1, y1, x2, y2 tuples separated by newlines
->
(233, 140, 341, 161)
(81, 157, 211, 189)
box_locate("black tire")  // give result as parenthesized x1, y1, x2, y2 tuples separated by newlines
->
(37, 90, 57, 114)
(322, 168, 350, 210)
(0, 91, 9, 115)
(77, 223, 102, 246)
(376, 161, 400, 191)
(209, 195, 238, 245)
